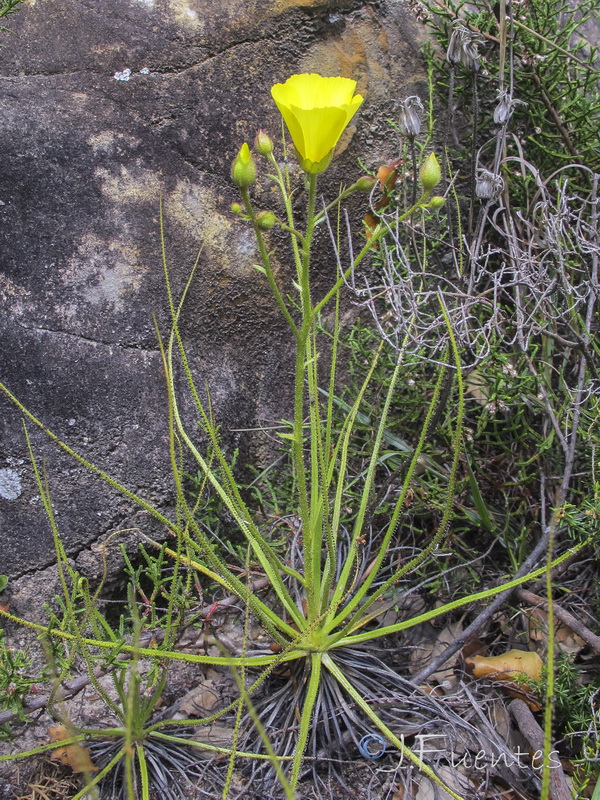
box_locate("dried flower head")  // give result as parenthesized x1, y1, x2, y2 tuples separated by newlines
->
(398, 95, 424, 139)
(447, 22, 484, 72)
(493, 90, 525, 125)
(475, 168, 504, 200)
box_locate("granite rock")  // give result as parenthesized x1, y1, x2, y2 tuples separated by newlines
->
(0, 0, 429, 578)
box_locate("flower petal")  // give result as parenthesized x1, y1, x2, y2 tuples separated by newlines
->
(272, 74, 360, 110)
(287, 104, 348, 163)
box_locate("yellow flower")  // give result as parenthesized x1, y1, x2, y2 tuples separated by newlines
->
(271, 73, 364, 174)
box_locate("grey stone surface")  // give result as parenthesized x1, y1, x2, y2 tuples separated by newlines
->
(0, 0, 429, 578)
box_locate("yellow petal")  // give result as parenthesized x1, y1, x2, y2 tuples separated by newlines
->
(286, 104, 348, 163)
(272, 73, 360, 109)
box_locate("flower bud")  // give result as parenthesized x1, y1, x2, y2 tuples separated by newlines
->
(352, 176, 377, 192)
(231, 202, 243, 215)
(419, 153, 441, 192)
(428, 195, 446, 210)
(255, 210, 276, 230)
(254, 130, 274, 156)
(231, 142, 257, 188)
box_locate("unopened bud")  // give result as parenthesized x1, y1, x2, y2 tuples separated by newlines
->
(254, 130, 274, 156)
(428, 195, 446, 210)
(255, 210, 276, 230)
(231, 202, 243, 215)
(419, 153, 441, 192)
(353, 176, 377, 192)
(231, 142, 257, 188)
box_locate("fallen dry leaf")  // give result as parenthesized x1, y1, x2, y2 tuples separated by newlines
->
(415, 765, 474, 800)
(48, 724, 98, 774)
(193, 723, 234, 760)
(527, 606, 586, 657)
(408, 614, 463, 686)
(178, 668, 225, 717)
(466, 649, 543, 711)
(467, 649, 543, 682)
(425, 622, 463, 685)
(48, 724, 70, 742)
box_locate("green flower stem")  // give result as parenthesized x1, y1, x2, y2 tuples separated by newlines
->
(266, 154, 305, 288)
(265, 155, 318, 617)
(322, 653, 467, 800)
(298, 172, 323, 622)
(300, 172, 317, 333)
(308, 327, 327, 613)
(240, 187, 297, 337)
(277, 221, 305, 242)
(292, 320, 312, 611)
